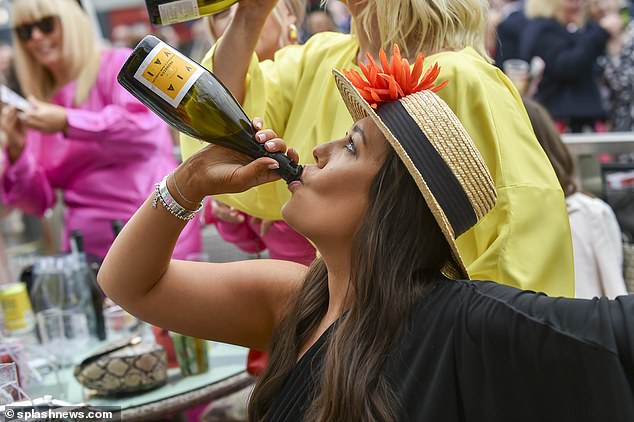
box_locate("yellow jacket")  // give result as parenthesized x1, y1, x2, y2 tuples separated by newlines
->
(181, 32, 574, 296)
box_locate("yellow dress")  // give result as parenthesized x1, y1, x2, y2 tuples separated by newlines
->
(181, 32, 575, 296)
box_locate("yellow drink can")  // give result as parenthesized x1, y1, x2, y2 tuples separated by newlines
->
(0, 283, 34, 333)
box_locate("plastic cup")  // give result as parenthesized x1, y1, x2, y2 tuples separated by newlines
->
(503, 59, 530, 94)
(63, 311, 91, 358)
(36, 309, 68, 366)
(104, 305, 139, 341)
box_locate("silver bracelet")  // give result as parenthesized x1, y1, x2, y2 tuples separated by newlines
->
(171, 171, 200, 208)
(152, 176, 203, 221)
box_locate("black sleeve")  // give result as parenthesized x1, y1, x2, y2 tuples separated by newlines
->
(464, 280, 634, 376)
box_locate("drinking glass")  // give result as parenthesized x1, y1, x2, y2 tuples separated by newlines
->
(63, 311, 91, 359)
(105, 305, 139, 341)
(36, 308, 68, 366)
(503, 59, 530, 95)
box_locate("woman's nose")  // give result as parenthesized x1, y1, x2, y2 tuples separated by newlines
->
(312, 142, 333, 168)
(30, 27, 45, 41)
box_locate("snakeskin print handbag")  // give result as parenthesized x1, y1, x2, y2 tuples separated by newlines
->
(74, 337, 168, 395)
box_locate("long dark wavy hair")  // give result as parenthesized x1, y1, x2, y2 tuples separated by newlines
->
(248, 147, 452, 421)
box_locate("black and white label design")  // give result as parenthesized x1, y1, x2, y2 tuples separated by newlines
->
(158, 0, 200, 25)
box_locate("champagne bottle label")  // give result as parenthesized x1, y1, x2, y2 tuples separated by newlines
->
(133, 42, 204, 108)
(158, 0, 201, 25)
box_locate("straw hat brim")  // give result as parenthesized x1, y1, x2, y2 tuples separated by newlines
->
(332, 69, 471, 279)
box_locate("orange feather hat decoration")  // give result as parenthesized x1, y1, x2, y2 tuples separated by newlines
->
(343, 44, 448, 108)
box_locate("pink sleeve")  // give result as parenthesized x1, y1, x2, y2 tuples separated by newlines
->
(215, 215, 266, 254)
(65, 50, 167, 148)
(1, 141, 55, 217)
(65, 99, 165, 146)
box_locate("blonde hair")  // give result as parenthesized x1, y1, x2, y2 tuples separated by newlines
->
(524, 0, 560, 18)
(270, 0, 306, 47)
(12, 0, 102, 105)
(354, 0, 490, 60)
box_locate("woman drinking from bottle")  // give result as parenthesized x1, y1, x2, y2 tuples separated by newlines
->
(101, 52, 634, 421)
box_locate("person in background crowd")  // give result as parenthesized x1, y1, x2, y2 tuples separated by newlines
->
(0, 41, 20, 266)
(188, 18, 214, 62)
(0, 0, 200, 259)
(0, 42, 18, 90)
(111, 22, 151, 50)
(155, 25, 182, 52)
(524, 98, 627, 298)
(110, 24, 135, 48)
(304, 10, 337, 40)
(322, 0, 351, 34)
(101, 56, 634, 421)
(494, 0, 528, 67)
(520, 0, 623, 133)
(206, 0, 304, 62)
(597, 0, 634, 130)
(181, 0, 575, 296)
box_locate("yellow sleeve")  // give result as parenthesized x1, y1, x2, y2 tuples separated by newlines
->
(180, 42, 305, 161)
(431, 49, 575, 297)
(179, 41, 312, 219)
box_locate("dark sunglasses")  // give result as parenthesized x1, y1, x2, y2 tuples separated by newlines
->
(14, 16, 58, 41)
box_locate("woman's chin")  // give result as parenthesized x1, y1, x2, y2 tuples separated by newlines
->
(281, 203, 310, 239)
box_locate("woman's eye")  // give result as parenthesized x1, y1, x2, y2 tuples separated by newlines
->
(344, 138, 356, 154)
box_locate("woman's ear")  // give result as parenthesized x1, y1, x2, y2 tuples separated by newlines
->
(285, 7, 298, 43)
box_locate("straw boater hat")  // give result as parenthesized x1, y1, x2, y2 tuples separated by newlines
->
(333, 45, 497, 279)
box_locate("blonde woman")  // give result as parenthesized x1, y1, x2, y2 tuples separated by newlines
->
(0, 0, 200, 259)
(520, 0, 623, 132)
(180, 0, 575, 296)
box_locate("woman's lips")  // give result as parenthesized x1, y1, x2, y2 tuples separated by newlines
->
(288, 180, 302, 192)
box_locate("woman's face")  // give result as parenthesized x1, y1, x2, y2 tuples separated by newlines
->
(557, 0, 586, 25)
(256, 15, 284, 61)
(209, 1, 296, 61)
(256, 1, 297, 61)
(587, 0, 619, 20)
(19, 15, 64, 70)
(208, 6, 236, 40)
(282, 117, 389, 245)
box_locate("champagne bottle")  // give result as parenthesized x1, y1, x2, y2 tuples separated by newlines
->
(118, 35, 302, 183)
(145, 0, 238, 26)
(70, 231, 107, 341)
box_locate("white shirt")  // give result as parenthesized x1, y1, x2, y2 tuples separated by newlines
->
(567, 192, 627, 299)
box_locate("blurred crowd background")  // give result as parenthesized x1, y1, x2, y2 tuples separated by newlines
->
(489, 0, 634, 134)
